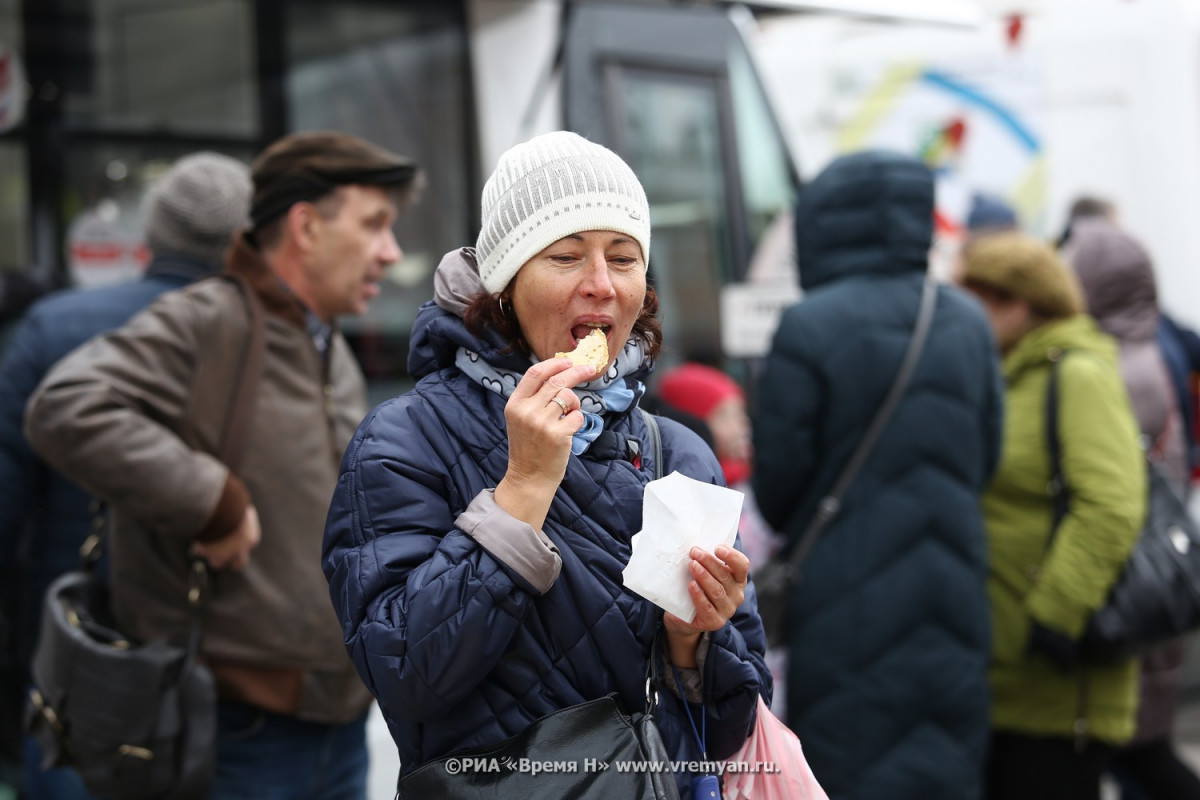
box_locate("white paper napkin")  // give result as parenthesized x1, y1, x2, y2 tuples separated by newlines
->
(622, 471, 744, 623)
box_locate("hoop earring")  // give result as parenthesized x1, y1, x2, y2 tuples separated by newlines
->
(498, 297, 510, 317)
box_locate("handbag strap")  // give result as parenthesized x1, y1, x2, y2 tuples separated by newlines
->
(643, 625, 667, 718)
(781, 277, 939, 579)
(181, 274, 267, 627)
(218, 274, 267, 474)
(638, 406, 664, 481)
(635, 411, 666, 716)
(1046, 349, 1071, 538)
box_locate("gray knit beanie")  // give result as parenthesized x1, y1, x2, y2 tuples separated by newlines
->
(144, 152, 252, 267)
(475, 131, 651, 293)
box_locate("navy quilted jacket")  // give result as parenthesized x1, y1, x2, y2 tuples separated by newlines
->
(0, 257, 217, 670)
(323, 294, 770, 796)
(752, 151, 1004, 800)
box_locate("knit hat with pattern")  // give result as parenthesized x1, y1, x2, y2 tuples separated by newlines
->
(475, 131, 651, 293)
(144, 152, 252, 267)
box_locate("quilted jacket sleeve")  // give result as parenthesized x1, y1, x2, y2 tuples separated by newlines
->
(752, 308, 824, 532)
(323, 395, 545, 722)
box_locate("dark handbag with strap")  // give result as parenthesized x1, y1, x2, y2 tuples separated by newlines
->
(397, 408, 680, 800)
(397, 691, 680, 800)
(25, 275, 267, 799)
(1044, 351, 1200, 661)
(755, 278, 938, 648)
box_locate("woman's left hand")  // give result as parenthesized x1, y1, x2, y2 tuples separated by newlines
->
(663, 545, 750, 666)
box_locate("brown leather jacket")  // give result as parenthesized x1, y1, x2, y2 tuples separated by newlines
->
(25, 234, 372, 724)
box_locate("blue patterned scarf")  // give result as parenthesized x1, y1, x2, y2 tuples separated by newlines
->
(456, 340, 649, 455)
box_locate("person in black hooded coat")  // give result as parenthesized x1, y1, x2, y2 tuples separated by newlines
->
(752, 150, 1004, 800)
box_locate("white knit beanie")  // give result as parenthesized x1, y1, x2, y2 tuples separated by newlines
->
(476, 131, 651, 293)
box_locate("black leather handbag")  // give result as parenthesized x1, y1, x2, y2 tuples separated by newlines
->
(1045, 352, 1200, 661)
(24, 275, 266, 798)
(27, 558, 217, 799)
(398, 692, 681, 800)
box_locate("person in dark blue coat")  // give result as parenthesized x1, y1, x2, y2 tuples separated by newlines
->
(751, 150, 1004, 800)
(0, 271, 49, 351)
(322, 131, 770, 799)
(0, 152, 251, 800)
(1157, 313, 1200, 475)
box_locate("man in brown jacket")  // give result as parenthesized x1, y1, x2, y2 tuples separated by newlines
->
(24, 131, 421, 799)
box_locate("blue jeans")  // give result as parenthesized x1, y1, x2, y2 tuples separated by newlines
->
(21, 734, 95, 800)
(211, 701, 369, 800)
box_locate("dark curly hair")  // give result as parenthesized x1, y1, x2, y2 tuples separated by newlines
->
(463, 283, 663, 361)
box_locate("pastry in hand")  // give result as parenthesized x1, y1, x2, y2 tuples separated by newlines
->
(555, 328, 608, 375)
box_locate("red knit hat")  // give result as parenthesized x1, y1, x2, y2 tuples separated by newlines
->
(657, 363, 750, 485)
(657, 363, 744, 421)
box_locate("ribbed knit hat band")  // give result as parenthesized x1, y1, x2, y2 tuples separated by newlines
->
(476, 131, 651, 293)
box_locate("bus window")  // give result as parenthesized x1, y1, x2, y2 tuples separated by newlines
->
(606, 64, 735, 366)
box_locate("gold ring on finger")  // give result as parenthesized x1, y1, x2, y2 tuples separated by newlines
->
(551, 395, 569, 414)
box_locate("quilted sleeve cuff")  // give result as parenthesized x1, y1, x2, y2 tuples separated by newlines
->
(662, 633, 710, 703)
(456, 489, 562, 595)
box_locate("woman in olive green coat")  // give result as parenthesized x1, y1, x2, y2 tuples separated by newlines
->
(960, 232, 1146, 800)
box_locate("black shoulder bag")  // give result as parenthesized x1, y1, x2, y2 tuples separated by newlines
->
(397, 407, 680, 800)
(1044, 350, 1200, 661)
(756, 278, 938, 648)
(25, 275, 266, 799)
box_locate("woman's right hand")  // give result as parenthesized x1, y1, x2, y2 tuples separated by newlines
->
(494, 358, 599, 531)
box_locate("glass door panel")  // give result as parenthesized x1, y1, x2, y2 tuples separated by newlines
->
(285, 1, 471, 402)
(607, 65, 731, 366)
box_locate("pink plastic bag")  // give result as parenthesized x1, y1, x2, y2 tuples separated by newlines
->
(723, 696, 829, 800)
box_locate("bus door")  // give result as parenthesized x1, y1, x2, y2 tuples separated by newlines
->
(563, 1, 798, 378)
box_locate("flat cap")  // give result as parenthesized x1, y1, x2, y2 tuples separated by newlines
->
(249, 130, 419, 230)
